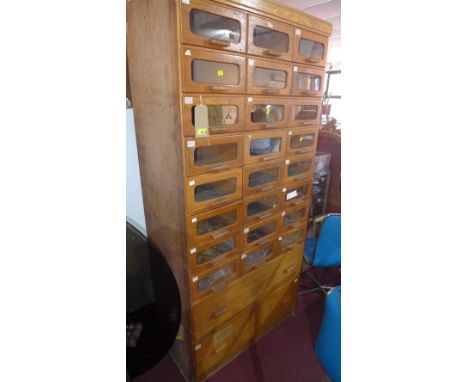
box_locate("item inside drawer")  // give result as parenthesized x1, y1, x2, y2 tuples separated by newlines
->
(195, 177, 237, 202)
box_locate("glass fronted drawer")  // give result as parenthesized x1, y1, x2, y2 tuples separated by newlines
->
(291, 65, 324, 97)
(242, 214, 280, 250)
(180, 0, 247, 53)
(182, 95, 245, 136)
(189, 231, 241, 275)
(243, 189, 283, 224)
(185, 134, 244, 176)
(279, 227, 306, 252)
(245, 96, 289, 131)
(293, 28, 328, 67)
(190, 257, 239, 301)
(283, 180, 312, 208)
(243, 159, 284, 196)
(181, 47, 246, 94)
(240, 239, 279, 275)
(244, 130, 287, 164)
(284, 153, 315, 183)
(246, 57, 292, 96)
(188, 201, 243, 247)
(186, 168, 243, 214)
(280, 202, 310, 233)
(247, 15, 294, 61)
(286, 127, 318, 156)
(289, 98, 321, 127)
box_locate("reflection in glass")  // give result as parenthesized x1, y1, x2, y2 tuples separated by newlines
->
(281, 230, 302, 249)
(198, 264, 235, 291)
(243, 245, 274, 267)
(250, 137, 281, 156)
(298, 38, 324, 60)
(191, 105, 238, 128)
(251, 104, 284, 123)
(293, 105, 318, 121)
(195, 178, 237, 202)
(189, 9, 240, 42)
(284, 208, 306, 225)
(247, 221, 276, 244)
(197, 237, 236, 264)
(247, 195, 278, 217)
(288, 160, 312, 177)
(295, 73, 321, 92)
(248, 167, 279, 188)
(290, 133, 315, 150)
(192, 60, 240, 85)
(253, 67, 286, 89)
(253, 26, 289, 53)
(194, 143, 238, 167)
(197, 210, 237, 235)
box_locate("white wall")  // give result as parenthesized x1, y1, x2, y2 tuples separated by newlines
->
(126, 108, 147, 236)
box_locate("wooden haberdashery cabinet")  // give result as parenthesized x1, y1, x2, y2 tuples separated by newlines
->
(127, 0, 331, 380)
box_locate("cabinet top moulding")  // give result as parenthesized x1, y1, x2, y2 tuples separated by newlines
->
(212, 0, 333, 37)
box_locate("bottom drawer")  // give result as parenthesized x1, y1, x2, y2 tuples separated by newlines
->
(257, 280, 299, 336)
(195, 308, 256, 376)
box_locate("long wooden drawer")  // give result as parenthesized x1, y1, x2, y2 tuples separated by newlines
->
(195, 308, 256, 376)
(257, 279, 299, 336)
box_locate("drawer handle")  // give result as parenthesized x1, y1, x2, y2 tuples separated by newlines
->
(259, 184, 274, 192)
(294, 174, 309, 181)
(262, 155, 276, 162)
(260, 123, 277, 129)
(209, 126, 229, 132)
(210, 255, 226, 266)
(305, 57, 319, 64)
(255, 237, 271, 246)
(296, 148, 312, 154)
(208, 85, 231, 92)
(301, 90, 314, 95)
(292, 199, 304, 206)
(284, 265, 297, 273)
(212, 229, 229, 239)
(254, 212, 272, 221)
(262, 88, 281, 95)
(212, 305, 230, 318)
(210, 198, 230, 207)
(263, 49, 282, 57)
(302, 121, 315, 126)
(207, 38, 231, 47)
(210, 164, 230, 172)
(210, 281, 227, 293)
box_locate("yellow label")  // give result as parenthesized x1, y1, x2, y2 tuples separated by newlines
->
(299, 136, 304, 142)
(307, 78, 312, 86)
(217, 69, 224, 77)
(196, 127, 208, 136)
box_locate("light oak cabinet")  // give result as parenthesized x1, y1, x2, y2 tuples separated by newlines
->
(127, 0, 330, 379)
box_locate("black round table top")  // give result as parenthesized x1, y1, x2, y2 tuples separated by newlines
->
(126, 222, 181, 378)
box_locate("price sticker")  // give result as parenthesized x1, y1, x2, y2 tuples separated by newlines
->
(286, 190, 298, 200)
(217, 69, 224, 77)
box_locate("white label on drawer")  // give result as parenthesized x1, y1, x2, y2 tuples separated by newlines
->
(192, 276, 199, 282)
(282, 187, 287, 192)
(247, 97, 253, 102)
(288, 130, 293, 135)
(191, 217, 197, 223)
(293, 66, 298, 72)
(286, 190, 298, 200)
(281, 211, 286, 216)
(248, 134, 252, 138)
(278, 236, 282, 241)
(188, 180, 195, 186)
(285, 159, 290, 165)
(190, 248, 197, 254)
(268, 21, 274, 28)
(243, 227, 249, 233)
(295, 28, 301, 36)
(184, 49, 191, 56)
(294, 278, 298, 283)
(241, 253, 247, 259)
(187, 140, 195, 148)
(195, 344, 201, 351)
(248, 58, 255, 66)
(184, 96, 193, 104)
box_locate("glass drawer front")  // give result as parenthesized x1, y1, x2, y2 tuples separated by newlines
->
(251, 104, 284, 123)
(294, 72, 321, 93)
(280, 230, 303, 250)
(293, 105, 318, 121)
(253, 67, 286, 89)
(247, 194, 278, 218)
(298, 38, 325, 62)
(250, 137, 282, 156)
(198, 264, 235, 291)
(194, 177, 237, 202)
(197, 237, 236, 265)
(248, 167, 279, 188)
(285, 184, 309, 203)
(194, 143, 238, 167)
(190, 9, 241, 44)
(290, 132, 315, 150)
(192, 60, 240, 85)
(197, 210, 237, 236)
(253, 26, 289, 54)
(243, 244, 275, 267)
(247, 220, 277, 245)
(288, 159, 313, 177)
(284, 207, 307, 227)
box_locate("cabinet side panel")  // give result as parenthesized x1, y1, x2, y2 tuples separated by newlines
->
(127, 0, 193, 378)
